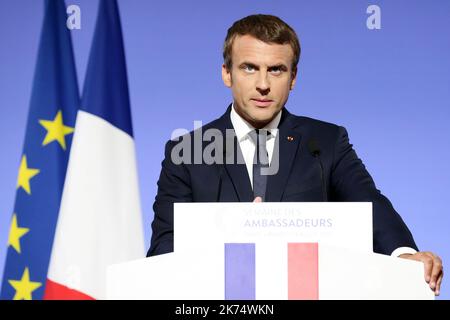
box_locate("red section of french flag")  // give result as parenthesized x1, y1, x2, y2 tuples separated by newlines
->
(288, 243, 319, 300)
(43, 279, 95, 300)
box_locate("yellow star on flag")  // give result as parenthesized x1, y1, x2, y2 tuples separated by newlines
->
(8, 214, 29, 254)
(39, 110, 74, 150)
(8, 267, 42, 300)
(17, 155, 40, 195)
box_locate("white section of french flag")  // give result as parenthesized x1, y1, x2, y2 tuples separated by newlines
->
(44, 110, 145, 299)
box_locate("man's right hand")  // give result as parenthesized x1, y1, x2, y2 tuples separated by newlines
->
(253, 197, 263, 203)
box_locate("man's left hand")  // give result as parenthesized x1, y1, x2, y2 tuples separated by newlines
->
(399, 252, 443, 296)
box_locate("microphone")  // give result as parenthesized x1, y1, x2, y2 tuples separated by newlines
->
(307, 139, 328, 201)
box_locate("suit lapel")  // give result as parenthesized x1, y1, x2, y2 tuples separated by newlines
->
(215, 105, 254, 202)
(265, 109, 302, 202)
(223, 139, 254, 202)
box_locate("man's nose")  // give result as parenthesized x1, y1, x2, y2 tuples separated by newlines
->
(256, 71, 270, 95)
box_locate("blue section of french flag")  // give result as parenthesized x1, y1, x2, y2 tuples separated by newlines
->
(80, 0, 133, 137)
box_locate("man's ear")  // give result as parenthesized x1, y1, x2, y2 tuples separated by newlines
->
(290, 69, 298, 90)
(222, 64, 232, 88)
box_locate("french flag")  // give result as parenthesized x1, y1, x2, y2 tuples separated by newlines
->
(225, 243, 319, 300)
(44, 0, 144, 300)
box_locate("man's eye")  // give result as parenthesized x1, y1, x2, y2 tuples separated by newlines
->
(269, 68, 282, 75)
(243, 65, 255, 73)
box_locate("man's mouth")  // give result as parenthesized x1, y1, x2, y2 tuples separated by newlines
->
(251, 98, 273, 107)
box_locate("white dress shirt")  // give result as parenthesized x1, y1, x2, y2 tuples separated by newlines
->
(229, 103, 417, 257)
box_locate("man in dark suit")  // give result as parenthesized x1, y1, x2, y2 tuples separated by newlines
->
(148, 14, 443, 295)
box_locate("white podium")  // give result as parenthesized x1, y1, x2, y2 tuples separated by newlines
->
(107, 203, 433, 300)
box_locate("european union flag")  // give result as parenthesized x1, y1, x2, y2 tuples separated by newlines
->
(1, 0, 79, 300)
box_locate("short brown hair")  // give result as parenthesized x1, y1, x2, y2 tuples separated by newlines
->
(223, 14, 301, 73)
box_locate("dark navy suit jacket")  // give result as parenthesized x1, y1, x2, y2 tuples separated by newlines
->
(148, 106, 417, 256)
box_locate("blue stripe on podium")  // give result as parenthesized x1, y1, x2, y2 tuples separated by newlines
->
(224, 243, 255, 300)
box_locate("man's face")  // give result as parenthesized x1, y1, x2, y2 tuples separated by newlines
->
(222, 34, 297, 128)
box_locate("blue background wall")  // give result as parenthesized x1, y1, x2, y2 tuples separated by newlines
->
(1, 0, 449, 299)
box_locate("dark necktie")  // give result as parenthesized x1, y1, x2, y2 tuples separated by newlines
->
(249, 129, 269, 201)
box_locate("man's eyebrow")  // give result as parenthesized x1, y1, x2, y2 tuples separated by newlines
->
(238, 62, 288, 71)
(268, 64, 288, 71)
(239, 62, 259, 69)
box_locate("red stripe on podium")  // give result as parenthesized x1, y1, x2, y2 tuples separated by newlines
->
(288, 243, 319, 300)
(43, 279, 95, 300)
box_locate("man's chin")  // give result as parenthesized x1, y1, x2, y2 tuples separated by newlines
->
(252, 108, 279, 119)
(248, 111, 278, 127)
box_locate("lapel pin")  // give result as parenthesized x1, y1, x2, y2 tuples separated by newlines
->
(287, 136, 294, 142)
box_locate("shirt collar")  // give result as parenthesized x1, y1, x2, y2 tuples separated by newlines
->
(230, 103, 281, 142)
